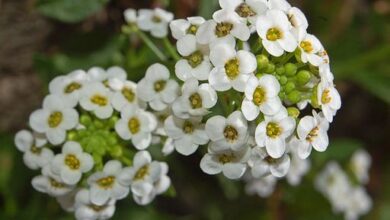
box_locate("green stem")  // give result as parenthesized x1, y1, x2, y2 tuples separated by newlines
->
(252, 38, 263, 54)
(278, 52, 295, 64)
(136, 30, 167, 61)
(163, 37, 180, 61)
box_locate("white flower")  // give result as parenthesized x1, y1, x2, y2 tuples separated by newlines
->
(87, 160, 130, 206)
(298, 33, 324, 66)
(200, 145, 250, 179)
(319, 64, 334, 83)
(209, 44, 256, 92)
(75, 189, 116, 220)
(249, 146, 290, 178)
(350, 149, 371, 184)
(32, 165, 75, 197)
(172, 78, 217, 119)
(196, 10, 250, 47)
(245, 174, 277, 198)
(49, 70, 88, 107)
(161, 137, 175, 156)
(344, 187, 372, 220)
(132, 162, 171, 205)
(317, 81, 341, 122)
(118, 151, 162, 198)
(296, 111, 329, 159)
(287, 7, 308, 38)
(205, 111, 248, 151)
(137, 8, 174, 38)
(256, 9, 298, 57)
(255, 108, 296, 158)
(267, 0, 291, 12)
(87, 66, 127, 84)
(51, 141, 94, 185)
(164, 116, 209, 155)
(79, 82, 114, 119)
(109, 79, 146, 111)
(175, 35, 212, 81)
(29, 94, 79, 145)
(124, 8, 137, 24)
(14, 130, 53, 170)
(56, 189, 78, 212)
(137, 63, 179, 111)
(218, 0, 268, 24)
(170, 16, 205, 40)
(286, 141, 310, 186)
(242, 75, 282, 120)
(115, 106, 157, 150)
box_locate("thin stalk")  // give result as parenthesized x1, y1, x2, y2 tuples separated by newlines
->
(136, 30, 167, 61)
(163, 37, 180, 61)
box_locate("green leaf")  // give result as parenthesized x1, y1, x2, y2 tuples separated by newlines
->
(35, 0, 109, 23)
(351, 71, 390, 104)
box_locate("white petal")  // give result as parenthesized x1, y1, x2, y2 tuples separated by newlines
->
(208, 68, 231, 91)
(263, 40, 284, 57)
(205, 116, 226, 141)
(15, 130, 33, 152)
(265, 137, 285, 158)
(175, 59, 193, 81)
(47, 128, 66, 145)
(251, 161, 270, 178)
(209, 44, 235, 66)
(231, 23, 250, 41)
(222, 163, 247, 179)
(133, 150, 152, 167)
(242, 98, 260, 121)
(175, 137, 199, 156)
(278, 31, 298, 52)
(132, 132, 152, 150)
(260, 97, 282, 115)
(312, 131, 329, 152)
(132, 182, 153, 197)
(90, 186, 111, 206)
(200, 154, 222, 175)
(237, 50, 257, 74)
(61, 168, 81, 185)
(270, 155, 290, 177)
(177, 35, 197, 56)
(115, 119, 131, 140)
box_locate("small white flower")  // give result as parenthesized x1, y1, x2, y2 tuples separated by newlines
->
(317, 81, 341, 122)
(200, 145, 250, 179)
(286, 141, 310, 186)
(267, 0, 291, 12)
(79, 82, 114, 119)
(344, 187, 372, 220)
(170, 16, 206, 40)
(118, 151, 162, 198)
(29, 94, 79, 145)
(298, 33, 325, 66)
(153, 107, 172, 136)
(164, 116, 209, 155)
(319, 64, 334, 83)
(115, 106, 157, 150)
(75, 189, 116, 220)
(255, 108, 296, 158)
(14, 130, 53, 170)
(87, 66, 127, 84)
(175, 35, 212, 81)
(245, 174, 277, 198)
(137, 8, 174, 38)
(51, 141, 94, 185)
(296, 111, 329, 159)
(256, 9, 298, 57)
(161, 137, 175, 156)
(209, 44, 257, 92)
(124, 8, 137, 24)
(249, 146, 290, 178)
(172, 79, 217, 119)
(242, 75, 282, 120)
(32, 165, 75, 197)
(56, 189, 78, 212)
(287, 7, 308, 38)
(205, 111, 248, 151)
(218, 0, 268, 24)
(88, 160, 130, 206)
(196, 10, 250, 47)
(349, 149, 371, 184)
(137, 63, 179, 111)
(49, 70, 88, 107)
(109, 79, 146, 111)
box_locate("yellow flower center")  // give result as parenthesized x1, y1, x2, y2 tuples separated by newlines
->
(96, 176, 116, 189)
(121, 87, 135, 102)
(50, 178, 66, 188)
(152, 15, 161, 23)
(225, 58, 240, 80)
(266, 28, 283, 41)
(321, 89, 332, 104)
(300, 40, 314, 53)
(48, 111, 63, 128)
(183, 121, 194, 134)
(235, 3, 256, 18)
(218, 153, 236, 164)
(64, 154, 80, 170)
(189, 93, 202, 109)
(306, 126, 319, 142)
(186, 51, 204, 68)
(91, 94, 108, 106)
(215, 22, 233, 37)
(154, 80, 166, 92)
(253, 87, 266, 106)
(266, 122, 282, 138)
(30, 145, 42, 154)
(265, 156, 278, 164)
(64, 82, 82, 94)
(187, 25, 199, 35)
(224, 125, 239, 142)
(134, 165, 149, 181)
(89, 204, 106, 212)
(128, 117, 140, 134)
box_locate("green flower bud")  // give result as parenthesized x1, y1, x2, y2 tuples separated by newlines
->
(256, 72, 264, 78)
(287, 91, 301, 104)
(284, 63, 298, 76)
(256, 54, 269, 69)
(279, 76, 288, 85)
(108, 115, 119, 128)
(279, 91, 286, 100)
(276, 66, 285, 75)
(287, 107, 300, 118)
(311, 85, 320, 108)
(285, 82, 296, 93)
(93, 120, 104, 129)
(109, 145, 123, 158)
(67, 131, 78, 141)
(80, 114, 92, 126)
(265, 63, 275, 74)
(107, 135, 118, 145)
(296, 70, 311, 85)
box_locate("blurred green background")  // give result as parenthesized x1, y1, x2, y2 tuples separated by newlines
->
(0, 0, 389, 219)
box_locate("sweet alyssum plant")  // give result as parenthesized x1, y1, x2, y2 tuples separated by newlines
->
(14, 0, 373, 219)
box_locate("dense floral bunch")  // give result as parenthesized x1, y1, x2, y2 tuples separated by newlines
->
(14, 0, 351, 219)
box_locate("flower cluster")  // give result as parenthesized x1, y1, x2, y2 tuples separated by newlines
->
(315, 150, 372, 220)
(15, 0, 348, 219)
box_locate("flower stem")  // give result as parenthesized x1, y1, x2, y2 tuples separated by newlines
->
(163, 37, 180, 61)
(135, 30, 168, 61)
